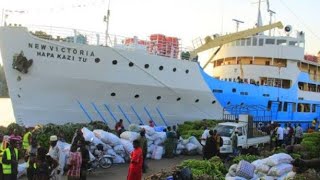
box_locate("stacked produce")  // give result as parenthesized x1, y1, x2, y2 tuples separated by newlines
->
(226, 153, 295, 180)
(179, 156, 227, 180)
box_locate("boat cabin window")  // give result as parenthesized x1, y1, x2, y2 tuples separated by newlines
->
(266, 39, 275, 45)
(246, 38, 251, 46)
(312, 104, 316, 112)
(236, 40, 241, 46)
(259, 39, 264, 46)
(289, 41, 298, 46)
(297, 103, 310, 112)
(283, 102, 288, 112)
(241, 39, 246, 46)
(252, 37, 257, 46)
(277, 39, 287, 45)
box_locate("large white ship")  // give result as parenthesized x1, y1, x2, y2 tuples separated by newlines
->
(0, 2, 319, 128)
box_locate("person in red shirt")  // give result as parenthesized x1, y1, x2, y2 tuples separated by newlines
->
(67, 144, 82, 180)
(127, 140, 143, 180)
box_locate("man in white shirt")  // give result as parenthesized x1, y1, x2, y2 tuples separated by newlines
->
(276, 124, 284, 148)
(200, 127, 210, 146)
(48, 135, 62, 180)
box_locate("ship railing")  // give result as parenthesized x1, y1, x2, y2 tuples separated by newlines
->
(24, 25, 191, 60)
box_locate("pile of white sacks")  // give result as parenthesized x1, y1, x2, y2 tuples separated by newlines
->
(82, 124, 203, 162)
(226, 153, 296, 180)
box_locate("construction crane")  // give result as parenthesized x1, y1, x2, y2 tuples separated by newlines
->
(190, 21, 284, 68)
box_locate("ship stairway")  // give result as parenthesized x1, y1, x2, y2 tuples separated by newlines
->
(223, 104, 272, 122)
(77, 101, 169, 128)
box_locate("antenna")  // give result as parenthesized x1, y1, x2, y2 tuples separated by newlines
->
(232, 19, 244, 32)
(268, 9, 276, 36)
(104, 0, 111, 46)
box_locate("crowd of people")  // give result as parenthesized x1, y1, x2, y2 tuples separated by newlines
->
(200, 127, 223, 160)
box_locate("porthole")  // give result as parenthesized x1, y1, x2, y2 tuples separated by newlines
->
(112, 60, 117, 65)
(129, 62, 134, 67)
(111, 92, 116, 97)
(176, 97, 181, 101)
(195, 99, 199, 103)
(144, 64, 149, 69)
(212, 100, 216, 104)
(17, 94, 21, 98)
(17, 76, 21, 81)
(173, 68, 177, 72)
(156, 96, 161, 100)
(95, 58, 100, 63)
(227, 101, 231, 105)
(159, 66, 164, 71)
(185, 69, 189, 74)
(134, 94, 140, 98)
(240, 102, 244, 105)
(232, 88, 236, 93)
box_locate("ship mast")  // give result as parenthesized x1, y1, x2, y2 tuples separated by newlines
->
(266, 0, 276, 36)
(104, 0, 111, 46)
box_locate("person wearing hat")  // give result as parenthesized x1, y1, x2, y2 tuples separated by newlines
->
(2, 137, 19, 180)
(48, 135, 61, 180)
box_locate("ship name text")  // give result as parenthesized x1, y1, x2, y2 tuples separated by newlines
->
(28, 43, 95, 63)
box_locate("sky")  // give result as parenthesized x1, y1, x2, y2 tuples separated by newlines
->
(1, 0, 320, 55)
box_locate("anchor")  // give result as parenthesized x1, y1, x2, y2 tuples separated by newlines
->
(12, 51, 33, 74)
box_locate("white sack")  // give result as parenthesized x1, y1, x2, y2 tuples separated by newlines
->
(120, 131, 140, 142)
(188, 136, 203, 154)
(113, 154, 125, 164)
(140, 125, 156, 135)
(265, 153, 293, 166)
(18, 163, 27, 178)
(185, 143, 198, 151)
(267, 163, 293, 177)
(151, 145, 163, 160)
(251, 159, 270, 173)
(120, 139, 134, 154)
(93, 129, 121, 146)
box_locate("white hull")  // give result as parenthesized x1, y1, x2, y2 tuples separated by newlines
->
(0, 27, 223, 127)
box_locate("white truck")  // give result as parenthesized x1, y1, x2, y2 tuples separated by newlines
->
(215, 119, 270, 154)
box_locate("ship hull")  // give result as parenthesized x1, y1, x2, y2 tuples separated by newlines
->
(0, 27, 222, 126)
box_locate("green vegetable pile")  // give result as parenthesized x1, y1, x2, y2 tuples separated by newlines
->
(232, 154, 259, 164)
(301, 132, 320, 158)
(178, 120, 218, 139)
(180, 156, 227, 180)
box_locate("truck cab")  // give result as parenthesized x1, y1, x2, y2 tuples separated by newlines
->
(214, 120, 270, 154)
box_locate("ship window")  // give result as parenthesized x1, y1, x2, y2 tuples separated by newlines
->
(267, 101, 272, 111)
(212, 100, 216, 104)
(292, 103, 297, 112)
(173, 68, 177, 72)
(283, 102, 288, 112)
(112, 60, 117, 65)
(312, 104, 316, 112)
(176, 97, 181, 101)
(129, 62, 134, 67)
(17, 94, 21, 98)
(159, 66, 164, 70)
(111, 92, 116, 96)
(266, 39, 275, 45)
(144, 64, 149, 69)
(241, 39, 246, 46)
(277, 39, 287, 45)
(227, 101, 231, 105)
(232, 88, 236, 93)
(298, 103, 310, 112)
(278, 102, 283, 111)
(17, 76, 21, 81)
(212, 89, 223, 93)
(259, 39, 264, 46)
(236, 40, 240, 46)
(265, 61, 270, 65)
(195, 99, 199, 103)
(252, 37, 257, 46)
(289, 41, 298, 46)
(95, 58, 100, 63)
(250, 60, 253, 64)
(246, 38, 251, 46)
(134, 94, 140, 98)
(263, 94, 270, 97)
(156, 96, 161, 100)
(185, 69, 189, 74)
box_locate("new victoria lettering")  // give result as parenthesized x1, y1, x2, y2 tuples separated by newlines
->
(28, 43, 95, 62)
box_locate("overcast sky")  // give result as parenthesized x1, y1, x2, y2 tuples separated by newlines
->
(1, 0, 320, 54)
